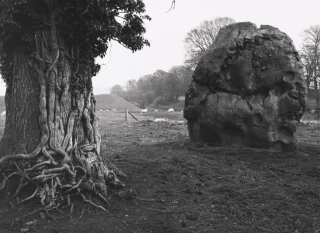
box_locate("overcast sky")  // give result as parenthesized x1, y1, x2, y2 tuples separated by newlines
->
(0, 0, 319, 95)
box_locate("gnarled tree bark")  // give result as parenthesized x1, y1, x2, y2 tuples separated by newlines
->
(0, 7, 124, 214)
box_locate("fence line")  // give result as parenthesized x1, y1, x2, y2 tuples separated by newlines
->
(124, 108, 139, 121)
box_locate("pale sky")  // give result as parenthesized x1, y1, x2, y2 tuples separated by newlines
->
(0, 0, 319, 95)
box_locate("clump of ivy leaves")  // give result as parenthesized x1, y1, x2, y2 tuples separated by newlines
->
(0, 0, 151, 93)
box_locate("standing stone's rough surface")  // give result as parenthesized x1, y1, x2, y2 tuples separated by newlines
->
(184, 22, 307, 151)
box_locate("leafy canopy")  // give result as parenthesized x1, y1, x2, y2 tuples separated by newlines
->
(0, 0, 150, 82)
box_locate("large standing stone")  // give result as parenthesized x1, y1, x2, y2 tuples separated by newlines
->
(184, 22, 307, 151)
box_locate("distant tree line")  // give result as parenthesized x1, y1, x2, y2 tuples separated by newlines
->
(110, 18, 320, 110)
(110, 65, 193, 107)
(110, 16, 236, 107)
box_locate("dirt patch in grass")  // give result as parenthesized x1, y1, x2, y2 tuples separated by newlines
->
(0, 112, 320, 233)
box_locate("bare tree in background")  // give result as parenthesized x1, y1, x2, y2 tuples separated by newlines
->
(184, 17, 235, 68)
(300, 45, 314, 92)
(300, 25, 320, 110)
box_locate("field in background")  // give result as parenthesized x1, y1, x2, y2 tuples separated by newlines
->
(0, 112, 320, 233)
(0, 96, 5, 113)
(307, 98, 317, 108)
(0, 94, 186, 113)
(0, 94, 142, 114)
(155, 101, 185, 111)
(0, 93, 316, 114)
(94, 94, 141, 112)
(301, 112, 320, 122)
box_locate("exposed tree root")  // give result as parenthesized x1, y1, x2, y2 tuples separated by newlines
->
(0, 152, 124, 217)
(80, 193, 107, 212)
(45, 209, 58, 223)
(18, 188, 38, 204)
(0, 65, 125, 216)
(79, 208, 85, 219)
(0, 8, 126, 218)
(11, 208, 43, 228)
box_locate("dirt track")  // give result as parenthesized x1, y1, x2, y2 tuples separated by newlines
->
(0, 112, 320, 233)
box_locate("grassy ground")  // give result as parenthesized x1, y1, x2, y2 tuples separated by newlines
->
(0, 112, 320, 233)
(0, 96, 5, 113)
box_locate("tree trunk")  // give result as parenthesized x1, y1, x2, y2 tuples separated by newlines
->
(314, 78, 319, 116)
(0, 21, 124, 212)
(0, 50, 41, 156)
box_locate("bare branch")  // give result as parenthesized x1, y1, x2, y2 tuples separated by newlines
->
(300, 24, 320, 91)
(166, 0, 176, 13)
(184, 17, 235, 68)
(81, 1, 92, 15)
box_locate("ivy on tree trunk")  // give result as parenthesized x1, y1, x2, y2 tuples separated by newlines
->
(0, 0, 149, 215)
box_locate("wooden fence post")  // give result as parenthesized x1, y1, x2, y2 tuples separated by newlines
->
(125, 108, 128, 121)
(128, 111, 139, 121)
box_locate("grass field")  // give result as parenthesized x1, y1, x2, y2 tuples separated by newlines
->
(155, 101, 185, 111)
(0, 112, 320, 233)
(94, 94, 141, 112)
(0, 94, 141, 114)
(0, 94, 186, 113)
(0, 96, 5, 113)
